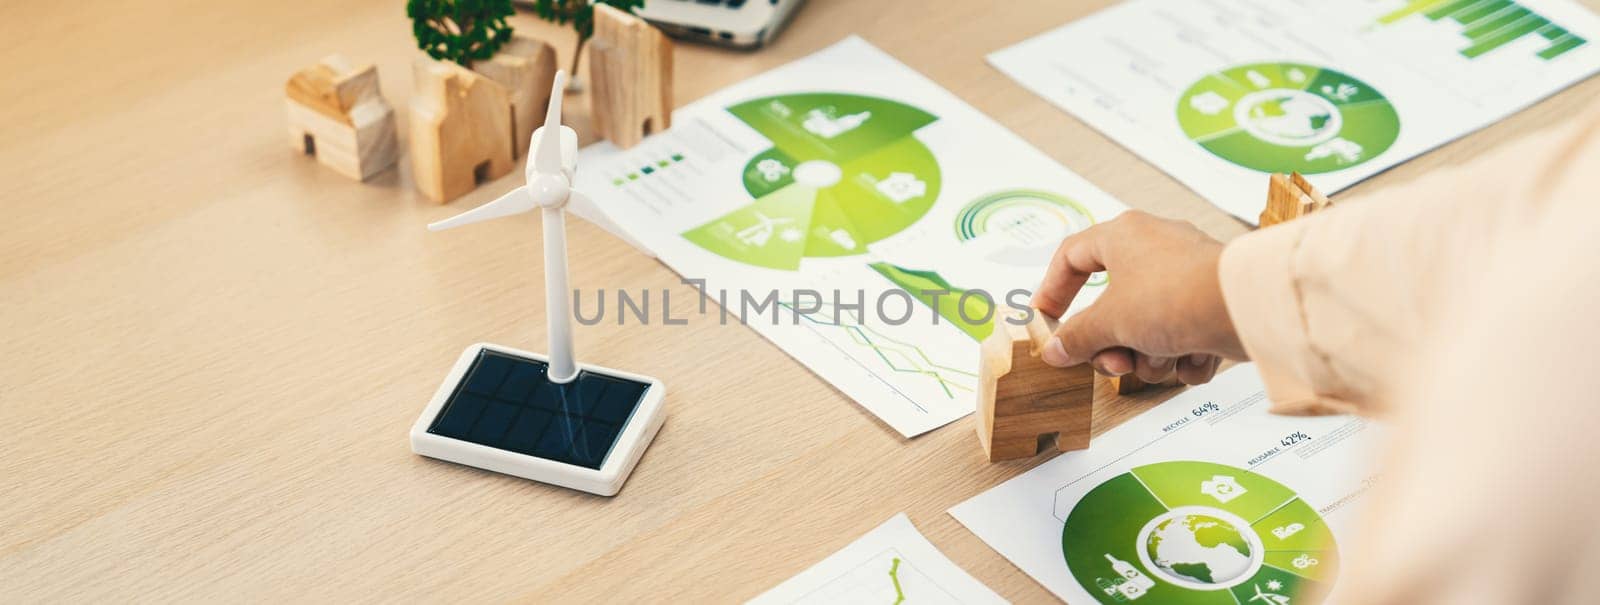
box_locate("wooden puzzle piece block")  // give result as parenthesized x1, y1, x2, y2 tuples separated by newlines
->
(977, 310, 1095, 462)
(472, 35, 558, 158)
(1259, 172, 1333, 227)
(285, 55, 398, 181)
(1107, 374, 1182, 395)
(589, 4, 673, 149)
(410, 59, 515, 204)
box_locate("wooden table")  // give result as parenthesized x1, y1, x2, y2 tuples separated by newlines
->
(6, 1, 1598, 601)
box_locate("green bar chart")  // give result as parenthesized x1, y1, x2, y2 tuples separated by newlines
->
(1378, 0, 1588, 60)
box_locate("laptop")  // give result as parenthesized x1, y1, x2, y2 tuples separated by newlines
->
(635, 0, 806, 49)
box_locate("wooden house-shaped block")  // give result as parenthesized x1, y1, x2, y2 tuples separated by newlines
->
(409, 59, 514, 204)
(284, 55, 398, 181)
(976, 311, 1095, 462)
(589, 4, 673, 149)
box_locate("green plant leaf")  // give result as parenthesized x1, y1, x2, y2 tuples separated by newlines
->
(407, 0, 517, 68)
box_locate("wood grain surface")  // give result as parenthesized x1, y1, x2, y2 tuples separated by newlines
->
(4, 0, 1598, 601)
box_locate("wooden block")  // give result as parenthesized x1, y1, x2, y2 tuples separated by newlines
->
(589, 4, 673, 149)
(1259, 172, 1333, 227)
(1290, 173, 1330, 208)
(409, 59, 515, 204)
(472, 35, 558, 158)
(977, 310, 1095, 462)
(1108, 374, 1182, 395)
(284, 55, 398, 181)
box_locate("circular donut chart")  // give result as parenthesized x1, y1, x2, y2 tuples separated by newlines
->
(954, 189, 1094, 245)
(1177, 62, 1399, 175)
(953, 190, 1106, 285)
(683, 93, 942, 270)
(1063, 461, 1338, 604)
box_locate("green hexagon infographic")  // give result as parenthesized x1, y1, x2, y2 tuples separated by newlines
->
(1177, 62, 1400, 175)
(683, 93, 942, 270)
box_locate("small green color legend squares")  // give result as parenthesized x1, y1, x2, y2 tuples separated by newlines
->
(611, 153, 688, 186)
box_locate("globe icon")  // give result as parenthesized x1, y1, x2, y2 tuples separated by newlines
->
(1234, 89, 1342, 148)
(1177, 62, 1399, 175)
(1142, 511, 1257, 587)
(1066, 462, 1338, 602)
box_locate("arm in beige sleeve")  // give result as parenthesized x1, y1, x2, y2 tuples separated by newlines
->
(1346, 107, 1600, 604)
(1216, 108, 1600, 415)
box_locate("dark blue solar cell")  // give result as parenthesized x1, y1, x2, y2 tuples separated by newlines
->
(428, 350, 652, 470)
(469, 401, 519, 446)
(533, 415, 578, 459)
(501, 409, 554, 454)
(496, 361, 546, 401)
(593, 380, 648, 425)
(461, 353, 514, 395)
(527, 379, 567, 413)
(572, 377, 610, 416)
(569, 423, 620, 468)
(431, 392, 489, 440)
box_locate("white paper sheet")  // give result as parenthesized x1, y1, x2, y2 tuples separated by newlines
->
(989, 0, 1600, 222)
(578, 37, 1129, 436)
(950, 365, 1385, 604)
(749, 513, 1007, 604)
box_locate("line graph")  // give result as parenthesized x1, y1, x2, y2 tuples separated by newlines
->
(889, 557, 907, 604)
(780, 301, 977, 400)
(796, 549, 962, 603)
(750, 514, 1004, 604)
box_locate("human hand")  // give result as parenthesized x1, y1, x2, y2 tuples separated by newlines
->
(1030, 211, 1246, 385)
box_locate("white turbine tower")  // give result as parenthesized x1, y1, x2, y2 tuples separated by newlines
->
(413, 71, 666, 497)
(428, 70, 641, 383)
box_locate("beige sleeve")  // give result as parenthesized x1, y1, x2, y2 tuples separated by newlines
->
(1215, 109, 1598, 416)
(1347, 107, 1600, 604)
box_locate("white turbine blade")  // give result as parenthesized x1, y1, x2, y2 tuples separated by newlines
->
(533, 71, 568, 175)
(568, 189, 653, 256)
(427, 186, 535, 231)
(558, 125, 578, 176)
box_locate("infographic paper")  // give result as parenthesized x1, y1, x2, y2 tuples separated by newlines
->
(989, 0, 1600, 222)
(950, 366, 1385, 604)
(578, 37, 1129, 436)
(747, 514, 1006, 605)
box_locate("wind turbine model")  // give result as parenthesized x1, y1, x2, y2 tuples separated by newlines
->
(410, 71, 666, 497)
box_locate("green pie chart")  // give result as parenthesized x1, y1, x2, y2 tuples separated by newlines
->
(1177, 62, 1399, 175)
(683, 93, 942, 270)
(1063, 461, 1338, 604)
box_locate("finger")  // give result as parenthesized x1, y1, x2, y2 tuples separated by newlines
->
(1043, 300, 1121, 367)
(1176, 353, 1219, 385)
(1031, 226, 1110, 318)
(1092, 348, 1135, 377)
(1135, 354, 1176, 384)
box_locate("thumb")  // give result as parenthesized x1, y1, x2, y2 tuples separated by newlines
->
(1043, 303, 1121, 368)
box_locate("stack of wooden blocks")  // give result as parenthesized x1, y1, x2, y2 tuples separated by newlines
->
(285, 7, 673, 205)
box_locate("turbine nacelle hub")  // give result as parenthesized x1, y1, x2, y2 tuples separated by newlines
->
(529, 173, 571, 210)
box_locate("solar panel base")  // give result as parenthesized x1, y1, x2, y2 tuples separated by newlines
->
(410, 343, 666, 496)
